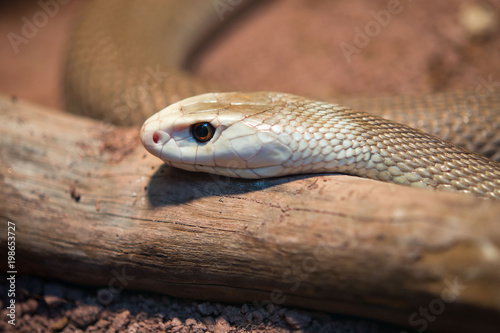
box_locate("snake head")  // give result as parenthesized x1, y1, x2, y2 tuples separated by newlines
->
(140, 92, 293, 178)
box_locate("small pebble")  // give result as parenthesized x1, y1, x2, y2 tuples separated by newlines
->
(222, 305, 242, 323)
(202, 316, 216, 331)
(111, 310, 130, 330)
(197, 302, 213, 316)
(214, 317, 230, 333)
(170, 317, 182, 327)
(70, 305, 101, 328)
(185, 318, 197, 326)
(51, 316, 69, 331)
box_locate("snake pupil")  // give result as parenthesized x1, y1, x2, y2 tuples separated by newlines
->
(192, 122, 215, 142)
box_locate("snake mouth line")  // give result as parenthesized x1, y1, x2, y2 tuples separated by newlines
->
(161, 161, 285, 179)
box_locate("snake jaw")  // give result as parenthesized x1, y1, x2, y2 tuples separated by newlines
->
(140, 92, 294, 178)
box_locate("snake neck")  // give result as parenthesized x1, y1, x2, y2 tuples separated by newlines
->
(258, 96, 500, 198)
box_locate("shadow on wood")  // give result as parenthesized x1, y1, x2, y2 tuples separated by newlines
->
(1, 96, 499, 333)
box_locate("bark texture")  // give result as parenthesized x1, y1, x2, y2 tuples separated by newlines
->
(1, 96, 499, 332)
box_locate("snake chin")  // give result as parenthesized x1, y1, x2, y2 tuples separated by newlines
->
(169, 161, 286, 179)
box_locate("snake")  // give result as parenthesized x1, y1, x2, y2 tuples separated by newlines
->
(140, 91, 500, 199)
(63, 0, 500, 199)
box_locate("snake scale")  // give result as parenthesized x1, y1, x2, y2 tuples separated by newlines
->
(64, 0, 500, 199)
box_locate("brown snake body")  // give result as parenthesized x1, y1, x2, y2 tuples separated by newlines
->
(63, 0, 500, 198)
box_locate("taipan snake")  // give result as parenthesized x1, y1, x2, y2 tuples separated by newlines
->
(63, 0, 500, 199)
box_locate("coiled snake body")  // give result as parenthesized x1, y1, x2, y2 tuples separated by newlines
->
(64, 0, 500, 199)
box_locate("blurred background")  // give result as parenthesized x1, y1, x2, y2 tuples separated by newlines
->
(1, 0, 500, 111)
(1, 1, 499, 332)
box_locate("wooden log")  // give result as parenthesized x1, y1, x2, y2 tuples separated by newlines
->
(1, 95, 499, 332)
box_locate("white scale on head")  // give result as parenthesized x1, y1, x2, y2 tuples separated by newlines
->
(141, 91, 373, 179)
(141, 92, 301, 178)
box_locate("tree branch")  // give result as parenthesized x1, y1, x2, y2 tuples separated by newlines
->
(1, 96, 499, 332)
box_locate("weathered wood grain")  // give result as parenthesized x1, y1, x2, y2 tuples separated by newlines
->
(1, 96, 499, 332)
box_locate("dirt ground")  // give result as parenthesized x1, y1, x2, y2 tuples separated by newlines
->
(1, 0, 500, 332)
(0, 275, 402, 333)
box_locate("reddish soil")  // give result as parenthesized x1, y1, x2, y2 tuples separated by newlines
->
(1, 0, 499, 332)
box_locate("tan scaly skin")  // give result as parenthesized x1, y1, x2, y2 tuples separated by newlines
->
(64, 0, 500, 197)
(141, 92, 500, 199)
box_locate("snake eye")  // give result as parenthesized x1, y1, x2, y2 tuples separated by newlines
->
(191, 122, 215, 142)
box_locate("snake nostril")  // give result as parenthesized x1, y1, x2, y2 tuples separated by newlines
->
(152, 131, 160, 144)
